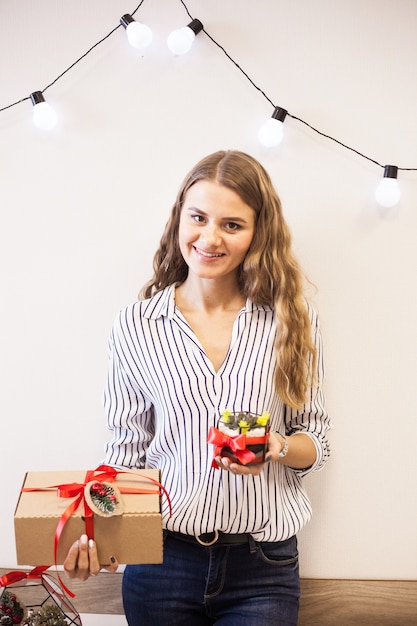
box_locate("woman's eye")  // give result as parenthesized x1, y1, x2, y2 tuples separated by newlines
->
(191, 214, 205, 223)
(226, 222, 241, 231)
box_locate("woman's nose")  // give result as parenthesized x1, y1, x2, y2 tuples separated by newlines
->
(201, 224, 221, 246)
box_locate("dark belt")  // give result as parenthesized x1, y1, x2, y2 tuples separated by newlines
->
(164, 529, 251, 547)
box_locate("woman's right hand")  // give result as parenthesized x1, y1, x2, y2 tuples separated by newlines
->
(63, 534, 119, 581)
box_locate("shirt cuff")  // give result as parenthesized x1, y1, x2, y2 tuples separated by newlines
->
(289, 431, 328, 477)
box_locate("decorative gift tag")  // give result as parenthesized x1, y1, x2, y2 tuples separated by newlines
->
(83, 481, 124, 517)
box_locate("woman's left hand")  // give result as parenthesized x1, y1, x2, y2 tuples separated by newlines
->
(63, 534, 119, 581)
(215, 433, 282, 475)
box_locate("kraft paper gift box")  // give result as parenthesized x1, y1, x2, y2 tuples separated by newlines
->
(14, 468, 163, 566)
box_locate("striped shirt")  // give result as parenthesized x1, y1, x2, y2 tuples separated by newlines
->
(103, 284, 331, 541)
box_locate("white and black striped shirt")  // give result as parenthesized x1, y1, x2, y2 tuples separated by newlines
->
(103, 285, 331, 541)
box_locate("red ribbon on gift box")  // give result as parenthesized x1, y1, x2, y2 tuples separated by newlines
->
(21, 465, 172, 597)
(207, 426, 269, 468)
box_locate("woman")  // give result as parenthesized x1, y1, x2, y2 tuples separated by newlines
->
(64, 150, 331, 625)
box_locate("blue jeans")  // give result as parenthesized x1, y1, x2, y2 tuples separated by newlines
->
(122, 533, 300, 625)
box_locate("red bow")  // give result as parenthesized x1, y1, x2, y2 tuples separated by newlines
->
(0, 565, 50, 588)
(207, 426, 257, 468)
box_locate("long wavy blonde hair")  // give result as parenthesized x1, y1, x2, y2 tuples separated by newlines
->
(141, 150, 316, 408)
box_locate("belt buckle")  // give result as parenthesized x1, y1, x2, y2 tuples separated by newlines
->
(195, 530, 219, 546)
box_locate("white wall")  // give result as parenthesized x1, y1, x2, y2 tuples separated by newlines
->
(1, 0, 416, 592)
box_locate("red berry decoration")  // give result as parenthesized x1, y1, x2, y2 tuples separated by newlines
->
(89, 481, 119, 514)
(0, 590, 23, 625)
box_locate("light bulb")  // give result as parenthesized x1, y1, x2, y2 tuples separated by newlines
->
(120, 14, 152, 50)
(258, 107, 287, 147)
(375, 165, 401, 208)
(167, 18, 203, 55)
(30, 91, 57, 130)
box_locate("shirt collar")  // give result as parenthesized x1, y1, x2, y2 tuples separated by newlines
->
(142, 284, 272, 320)
(142, 285, 176, 320)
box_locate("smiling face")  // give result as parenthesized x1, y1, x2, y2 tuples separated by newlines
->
(178, 180, 256, 283)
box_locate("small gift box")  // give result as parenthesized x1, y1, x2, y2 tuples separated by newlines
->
(0, 569, 81, 625)
(208, 410, 270, 467)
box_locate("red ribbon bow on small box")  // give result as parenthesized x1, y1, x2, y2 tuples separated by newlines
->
(207, 426, 267, 467)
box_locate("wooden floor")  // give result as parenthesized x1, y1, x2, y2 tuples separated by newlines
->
(2, 570, 416, 625)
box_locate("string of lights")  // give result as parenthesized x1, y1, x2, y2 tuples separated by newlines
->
(1, 0, 416, 208)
